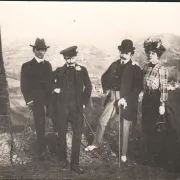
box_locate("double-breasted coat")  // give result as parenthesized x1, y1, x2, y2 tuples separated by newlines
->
(52, 63, 92, 164)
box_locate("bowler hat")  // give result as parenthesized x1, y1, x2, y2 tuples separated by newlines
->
(118, 39, 135, 53)
(60, 46, 78, 57)
(30, 38, 50, 49)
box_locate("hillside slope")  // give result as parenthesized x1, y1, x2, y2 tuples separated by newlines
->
(3, 33, 180, 80)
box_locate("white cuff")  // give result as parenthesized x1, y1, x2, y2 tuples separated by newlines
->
(27, 101, 33, 105)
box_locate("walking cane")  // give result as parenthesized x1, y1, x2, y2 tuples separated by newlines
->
(118, 105, 121, 168)
(114, 92, 122, 168)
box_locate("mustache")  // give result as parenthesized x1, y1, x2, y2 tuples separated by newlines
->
(67, 62, 75, 65)
(121, 57, 126, 60)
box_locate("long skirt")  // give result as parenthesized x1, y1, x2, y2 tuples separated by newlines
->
(142, 90, 161, 154)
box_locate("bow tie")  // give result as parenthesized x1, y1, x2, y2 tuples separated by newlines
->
(39, 61, 44, 64)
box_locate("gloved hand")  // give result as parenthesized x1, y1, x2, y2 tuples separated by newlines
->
(117, 98, 127, 109)
(159, 105, 165, 115)
(53, 88, 61, 93)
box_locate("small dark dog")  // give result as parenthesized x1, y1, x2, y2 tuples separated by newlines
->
(46, 132, 59, 156)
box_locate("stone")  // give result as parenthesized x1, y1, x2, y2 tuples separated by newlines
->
(13, 154, 17, 159)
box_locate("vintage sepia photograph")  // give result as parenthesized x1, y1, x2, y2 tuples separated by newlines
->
(0, 1, 180, 179)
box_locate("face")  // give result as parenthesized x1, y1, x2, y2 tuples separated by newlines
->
(146, 50, 159, 64)
(64, 56, 77, 65)
(119, 51, 132, 62)
(33, 48, 46, 59)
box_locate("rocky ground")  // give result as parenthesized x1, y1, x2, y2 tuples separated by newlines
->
(0, 125, 179, 180)
(1, 78, 180, 179)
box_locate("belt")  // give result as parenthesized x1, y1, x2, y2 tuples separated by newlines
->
(144, 89, 160, 95)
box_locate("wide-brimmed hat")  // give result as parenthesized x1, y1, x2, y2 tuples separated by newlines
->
(30, 38, 50, 49)
(60, 46, 78, 57)
(118, 39, 135, 53)
(144, 37, 166, 57)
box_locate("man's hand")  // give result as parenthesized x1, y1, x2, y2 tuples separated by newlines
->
(103, 90, 110, 96)
(27, 101, 34, 110)
(159, 105, 165, 115)
(117, 98, 127, 109)
(53, 88, 61, 93)
(83, 105, 86, 109)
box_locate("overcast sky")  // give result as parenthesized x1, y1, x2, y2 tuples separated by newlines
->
(0, 2, 180, 48)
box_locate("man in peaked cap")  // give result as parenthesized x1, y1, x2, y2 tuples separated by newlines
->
(52, 45, 92, 174)
(85, 39, 142, 163)
(20, 38, 54, 160)
(60, 46, 78, 57)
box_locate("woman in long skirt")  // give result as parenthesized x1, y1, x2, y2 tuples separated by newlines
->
(142, 37, 168, 160)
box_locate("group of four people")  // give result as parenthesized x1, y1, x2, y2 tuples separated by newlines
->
(20, 37, 168, 174)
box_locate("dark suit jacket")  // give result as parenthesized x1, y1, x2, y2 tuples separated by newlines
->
(20, 58, 54, 105)
(53, 64, 92, 110)
(101, 59, 142, 119)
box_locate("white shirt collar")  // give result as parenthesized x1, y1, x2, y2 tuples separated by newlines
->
(34, 56, 44, 63)
(121, 59, 131, 64)
(66, 63, 76, 67)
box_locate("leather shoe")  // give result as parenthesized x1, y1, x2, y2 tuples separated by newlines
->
(84, 145, 98, 151)
(61, 160, 68, 169)
(121, 155, 127, 163)
(71, 164, 84, 174)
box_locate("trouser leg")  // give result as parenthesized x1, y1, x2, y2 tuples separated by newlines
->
(57, 106, 69, 161)
(92, 101, 116, 147)
(69, 108, 84, 165)
(32, 102, 46, 154)
(121, 119, 132, 156)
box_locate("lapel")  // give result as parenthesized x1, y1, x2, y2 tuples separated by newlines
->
(28, 58, 39, 75)
(74, 64, 82, 86)
(120, 60, 134, 96)
(30, 58, 49, 74)
(31, 58, 38, 66)
(59, 63, 83, 89)
(59, 64, 68, 85)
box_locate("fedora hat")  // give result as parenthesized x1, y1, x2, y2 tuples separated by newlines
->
(118, 39, 135, 53)
(60, 46, 78, 57)
(30, 38, 50, 49)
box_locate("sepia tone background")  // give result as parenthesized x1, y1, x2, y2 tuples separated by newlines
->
(0, 1, 180, 179)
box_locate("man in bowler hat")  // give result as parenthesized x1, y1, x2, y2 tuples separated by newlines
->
(85, 39, 142, 163)
(20, 38, 54, 160)
(52, 46, 92, 174)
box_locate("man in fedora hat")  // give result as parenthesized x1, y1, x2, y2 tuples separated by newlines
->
(85, 39, 142, 163)
(20, 38, 54, 160)
(52, 46, 92, 174)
